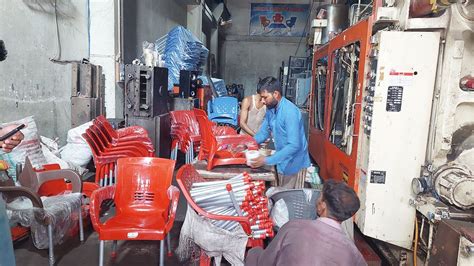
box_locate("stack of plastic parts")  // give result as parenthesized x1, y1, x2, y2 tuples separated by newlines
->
(170, 110, 238, 164)
(194, 109, 258, 170)
(159, 26, 209, 91)
(212, 78, 226, 95)
(207, 96, 240, 127)
(176, 165, 269, 265)
(82, 115, 155, 186)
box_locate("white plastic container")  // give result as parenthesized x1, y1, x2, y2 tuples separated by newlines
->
(245, 150, 260, 166)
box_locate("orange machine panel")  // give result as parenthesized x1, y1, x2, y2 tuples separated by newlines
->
(309, 19, 371, 191)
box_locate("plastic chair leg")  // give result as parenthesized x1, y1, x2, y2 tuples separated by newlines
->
(111, 240, 118, 258)
(99, 240, 105, 266)
(167, 233, 172, 257)
(48, 224, 54, 266)
(78, 203, 84, 242)
(160, 239, 165, 266)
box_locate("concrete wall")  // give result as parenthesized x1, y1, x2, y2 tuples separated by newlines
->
(122, 0, 188, 64)
(0, 0, 89, 143)
(90, 0, 118, 118)
(222, 0, 312, 96)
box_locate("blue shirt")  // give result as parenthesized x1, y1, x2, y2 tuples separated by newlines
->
(254, 97, 310, 175)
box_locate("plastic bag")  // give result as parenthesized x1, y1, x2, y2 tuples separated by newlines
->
(6, 193, 82, 249)
(176, 206, 247, 266)
(59, 122, 92, 168)
(142, 41, 159, 67)
(271, 199, 289, 229)
(0, 116, 48, 181)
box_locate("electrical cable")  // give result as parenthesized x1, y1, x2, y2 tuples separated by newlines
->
(50, 0, 62, 62)
(295, 0, 316, 56)
(414, 217, 419, 266)
(49, 0, 84, 64)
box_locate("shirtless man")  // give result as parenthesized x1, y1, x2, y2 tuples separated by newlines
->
(239, 85, 266, 136)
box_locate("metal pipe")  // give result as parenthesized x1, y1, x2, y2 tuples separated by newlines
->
(191, 174, 247, 187)
(194, 192, 250, 203)
(190, 182, 250, 195)
(159, 239, 165, 266)
(48, 224, 55, 266)
(227, 185, 243, 216)
(191, 179, 249, 190)
(193, 185, 252, 202)
(78, 201, 84, 242)
(99, 240, 104, 266)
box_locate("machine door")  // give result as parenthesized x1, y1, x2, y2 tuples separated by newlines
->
(309, 19, 370, 189)
(309, 45, 329, 176)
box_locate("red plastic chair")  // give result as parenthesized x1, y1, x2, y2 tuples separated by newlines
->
(85, 128, 152, 156)
(83, 116, 155, 186)
(90, 157, 180, 266)
(95, 115, 149, 142)
(194, 110, 258, 170)
(170, 110, 237, 164)
(176, 165, 263, 265)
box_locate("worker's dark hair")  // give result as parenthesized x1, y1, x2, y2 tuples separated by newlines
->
(0, 40, 7, 62)
(256, 78, 262, 94)
(322, 179, 360, 222)
(257, 76, 282, 94)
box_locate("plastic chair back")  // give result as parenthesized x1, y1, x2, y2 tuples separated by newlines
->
(207, 96, 239, 126)
(194, 112, 218, 159)
(170, 110, 200, 136)
(270, 189, 320, 221)
(95, 115, 120, 139)
(114, 157, 175, 216)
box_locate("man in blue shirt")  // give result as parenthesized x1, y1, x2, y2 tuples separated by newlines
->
(249, 76, 310, 188)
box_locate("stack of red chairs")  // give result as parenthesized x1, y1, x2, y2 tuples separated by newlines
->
(83, 116, 155, 186)
(193, 109, 259, 170)
(170, 110, 237, 164)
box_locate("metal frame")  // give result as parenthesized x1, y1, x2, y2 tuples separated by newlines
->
(308, 19, 371, 191)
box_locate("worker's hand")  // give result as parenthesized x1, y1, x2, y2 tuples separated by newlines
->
(0, 124, 25, 153)
(249, 155, 266, 168)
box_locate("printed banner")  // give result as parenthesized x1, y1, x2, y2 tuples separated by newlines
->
(250, 3, 310, 37)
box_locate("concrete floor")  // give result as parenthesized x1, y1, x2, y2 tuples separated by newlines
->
(14, 221, 187, 266)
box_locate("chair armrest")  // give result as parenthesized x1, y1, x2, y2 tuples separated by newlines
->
(89, 186, 115, 233)
(37, 169, 83, 193)
(66, 182, 99, 199)
(0, 186, 43, 208)
(165, 185, 180, 233)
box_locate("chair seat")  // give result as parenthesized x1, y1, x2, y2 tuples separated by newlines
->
(100, 211, 167, 240)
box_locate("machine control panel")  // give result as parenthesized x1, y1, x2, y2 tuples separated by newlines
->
(363, 45, 378, 136)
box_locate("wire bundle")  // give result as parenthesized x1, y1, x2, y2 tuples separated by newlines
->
(190, 173, 274, 239)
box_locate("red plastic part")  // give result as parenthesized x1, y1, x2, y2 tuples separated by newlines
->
(176, 165, 259, 236)
(90, 157, 179, 241)
(95, 115, 149, 140)
(194, 109, 258, 170)
(170, 110, 239, 156)
(176, 165, 264, 264)
(83, 116, 157, 185)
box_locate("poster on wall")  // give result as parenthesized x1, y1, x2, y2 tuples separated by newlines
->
(249, 3, 310, 37)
